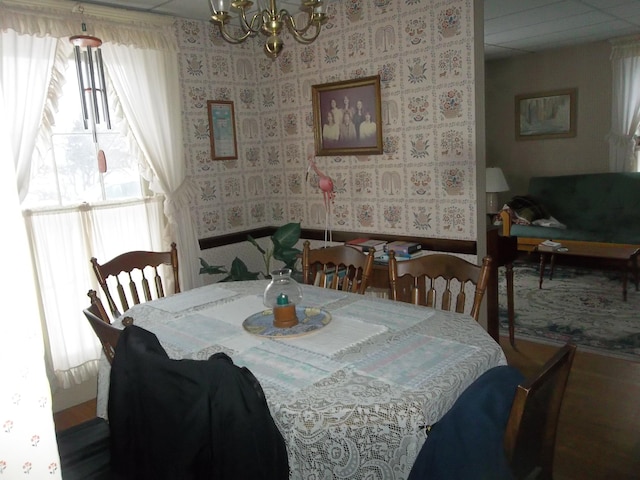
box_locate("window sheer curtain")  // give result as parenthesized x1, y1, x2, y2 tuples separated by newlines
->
(0, 30, 62, 478)
(609, 39, 640, 172)
(103, 44, 203, 292)
(0, 28, 59, 201)
(1, 2, 201, 389)
(24, 198, 166, 388)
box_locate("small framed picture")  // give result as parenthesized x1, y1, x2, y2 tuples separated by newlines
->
(515, 89, 577, 140)
(311, 76, 383, 156)
(207, 100, 238, 160)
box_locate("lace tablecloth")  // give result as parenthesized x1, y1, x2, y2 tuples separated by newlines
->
(97, 281, 506, 480)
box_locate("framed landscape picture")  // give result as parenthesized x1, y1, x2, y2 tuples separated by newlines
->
(207, 100, 238, 160)
(515, 88, 577, 140)
(311, 75, 383, 156)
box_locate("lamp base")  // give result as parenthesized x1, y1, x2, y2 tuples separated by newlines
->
(486, 192, 501, 214)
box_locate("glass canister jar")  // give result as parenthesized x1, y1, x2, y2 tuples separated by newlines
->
(263, 268, 303, 328)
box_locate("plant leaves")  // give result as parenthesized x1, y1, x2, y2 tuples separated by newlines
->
(247, 235, 266, 255)
(227, 257, 261, 280)
(199, 258, 228, 275)
(271, 222, 301, 249)
(273, 246, 301, 262)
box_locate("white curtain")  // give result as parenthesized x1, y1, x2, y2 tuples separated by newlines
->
(0, 27, 61, 385)
(609, 40, 640, 172)
(0, 28, 61, 201)
(1, 1, 201, 389)
(103, 44, 203, 291)
(0, 47, 62, 476)
(24, 198, 166, 388)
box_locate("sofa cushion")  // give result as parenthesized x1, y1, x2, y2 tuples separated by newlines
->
(508, 173, 640, 246)
(511, 224, 640, 245)
(528, 173, 640, 230)
(510, 225, 606, 243)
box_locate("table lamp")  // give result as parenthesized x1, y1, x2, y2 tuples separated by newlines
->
(486, 167, 509, 214)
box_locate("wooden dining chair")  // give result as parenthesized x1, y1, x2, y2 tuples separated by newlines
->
(388, 251, 492, 321)
(86, 289, 112, 324)
(302, 240, 375, 294)
(504, 343, 577, 480)
(91, 242, 179, 317)
(408, 344, 576, 479)
(84, 289, 133, 365)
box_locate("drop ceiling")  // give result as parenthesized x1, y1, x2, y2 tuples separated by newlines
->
(59, 0, 640, 60)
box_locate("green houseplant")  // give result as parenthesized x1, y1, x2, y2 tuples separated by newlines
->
(247, 222, 301, 274)
(199, 222, 302, 281)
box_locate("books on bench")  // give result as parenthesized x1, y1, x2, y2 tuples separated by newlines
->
(384, 241, 422, 256)
(374, 250, 427, 264)
(345, 238, 387, 256)
(537, 240, 563, 252)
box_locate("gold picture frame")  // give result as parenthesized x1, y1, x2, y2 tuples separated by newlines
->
(515, 88, 577, 140)
(207, 100, 238, 160)
(312, 76, 383, 156)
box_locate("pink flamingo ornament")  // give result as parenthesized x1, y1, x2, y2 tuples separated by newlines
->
(306, 154, 335, 245)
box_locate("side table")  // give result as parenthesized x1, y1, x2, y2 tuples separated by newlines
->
(486, 227, 518, 346)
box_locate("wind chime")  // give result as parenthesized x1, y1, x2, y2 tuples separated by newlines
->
(69, 9, 111, 173)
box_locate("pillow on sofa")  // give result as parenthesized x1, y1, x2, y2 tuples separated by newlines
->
(507, 195, 550, 223)
(532, 216, 567, 229)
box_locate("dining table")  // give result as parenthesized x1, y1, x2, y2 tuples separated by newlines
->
(96, 280, 507, 480)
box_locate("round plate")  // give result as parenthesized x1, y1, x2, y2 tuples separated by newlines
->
(243, 306, 332, 338)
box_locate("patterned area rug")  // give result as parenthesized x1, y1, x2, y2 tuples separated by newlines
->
(498, 259, 640, 361)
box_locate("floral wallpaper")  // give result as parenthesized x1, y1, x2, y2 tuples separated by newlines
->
(176, 0, 478, 242)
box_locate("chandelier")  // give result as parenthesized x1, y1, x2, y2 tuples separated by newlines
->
(208, 0, 328, 59)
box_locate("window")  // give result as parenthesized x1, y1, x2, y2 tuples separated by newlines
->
(23, 57, 143, 208)
(13, 45, 165, 389)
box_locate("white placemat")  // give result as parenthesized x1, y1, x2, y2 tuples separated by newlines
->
(353, 333, 480, 389)
(278, 316, 387, 356)
(298, 287, 349, 307)
(146, 285, 237, 313)
(334, 298, 435, 331)
(199, 295, 266, 326)
(234, 341, 344, 392)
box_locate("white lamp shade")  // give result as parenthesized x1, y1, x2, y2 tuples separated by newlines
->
(485, 167, 509, 193)
(485, 167, 509, 214)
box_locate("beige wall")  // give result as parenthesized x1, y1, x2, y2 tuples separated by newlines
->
(485, 41, 612, 204)
(175, 0, 481, 250)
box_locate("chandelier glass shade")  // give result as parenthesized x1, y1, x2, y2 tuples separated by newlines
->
(208, 0, 327, 58)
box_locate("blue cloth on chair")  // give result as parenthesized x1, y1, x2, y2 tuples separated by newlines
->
(408, 365, 524, 480)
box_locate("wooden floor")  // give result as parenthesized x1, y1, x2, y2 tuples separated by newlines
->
(54, 336, 640, 479)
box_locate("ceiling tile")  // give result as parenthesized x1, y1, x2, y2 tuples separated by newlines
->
(62, 0, 640, 59)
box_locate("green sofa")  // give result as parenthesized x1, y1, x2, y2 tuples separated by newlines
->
(500, 172, 640, 251)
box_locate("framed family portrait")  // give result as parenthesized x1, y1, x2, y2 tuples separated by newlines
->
(515, 88, 577, 140)
(312, 75, 383, 156)
(207, 100, 238, 160)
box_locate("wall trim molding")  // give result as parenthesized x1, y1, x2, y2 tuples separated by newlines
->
(199, 228, 477, 255)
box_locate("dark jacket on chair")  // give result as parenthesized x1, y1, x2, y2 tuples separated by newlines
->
(108, 325, 289, 480)
(408, 365, 524, 480)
